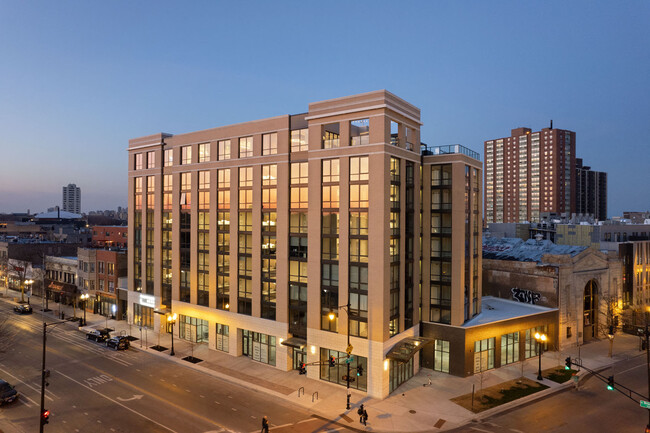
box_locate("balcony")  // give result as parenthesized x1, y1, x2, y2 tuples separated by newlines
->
(421, 143, 481, 161)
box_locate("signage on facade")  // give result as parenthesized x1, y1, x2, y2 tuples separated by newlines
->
(511, 287, 541, 304)
(139, 294, 155, 308)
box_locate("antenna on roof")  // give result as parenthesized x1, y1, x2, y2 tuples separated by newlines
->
(550, 119, 553, 130)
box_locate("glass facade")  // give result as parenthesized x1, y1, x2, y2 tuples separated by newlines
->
(179, 314, 209, 343)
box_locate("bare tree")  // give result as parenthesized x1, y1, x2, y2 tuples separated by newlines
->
(599, 294, 620, 357)
(0, 317, 18, 358)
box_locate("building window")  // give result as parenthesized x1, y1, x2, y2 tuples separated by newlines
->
(133, 303, 153, 329)
(242, 330, 276, 366)
(134, 153, 143, 170)
(199, 143, 210, 162)
(290, 162, 308, 209)
(320, 348, 367, 391)
(323, 123, 340, 149)
(433, 340, 450, 373)
(147, 151, 155, 168)
(291, 129, 308, 152)
(262, 133, 277, 155)
(525, 326, 547, 359)
(218, 140, 231, 160)
(474, 337, 495, 372)
(181, 145, 192, 165)
(350, 119, 370, 146)
(178, 315, 209, 343)
(239, 136, 253, 158)
(501, 332, 520, 366)
(216, 323, 229, 352)
(164, 149, 173, 167)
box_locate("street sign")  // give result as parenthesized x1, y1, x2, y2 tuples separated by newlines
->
(346, 344, 353, 355)
(641, 400, 650, 409)
(346, 356, 354, 364)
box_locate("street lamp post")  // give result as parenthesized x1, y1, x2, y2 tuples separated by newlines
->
(26, 279, 33, 305)
(167, 313, 177, 356)
(329, 302, 352, 410)
(534, 332, 547, 381)
(80, 293, 89, 326)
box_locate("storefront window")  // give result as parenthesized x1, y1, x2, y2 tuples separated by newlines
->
(179, 315, 209, 343)
(525, 326, 547, 359)
(242, 330, 276, 366)
(474, 337, 495, 373)
(216, 323, 229, 353)
(133, 303, 153, 329)
(319, 348, 367, 392)
(501, 332, 519, 365)
(433, 340, 450, 373)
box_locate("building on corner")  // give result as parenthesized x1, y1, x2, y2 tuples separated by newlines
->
(127, 90, 486, 398)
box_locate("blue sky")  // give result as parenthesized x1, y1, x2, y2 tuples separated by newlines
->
(0, 1, 648, 217)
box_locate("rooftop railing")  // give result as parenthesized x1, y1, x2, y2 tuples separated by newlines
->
(421, 144, 481, 161)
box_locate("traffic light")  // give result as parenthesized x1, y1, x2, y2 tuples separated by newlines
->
(41, 409, 50, 425)
(356, 365, 364, 377)
(607, 376, 615, 391)
(564, 357, 572, 370)
(299, 363, 306, 375)
(329, 356, 336, 367)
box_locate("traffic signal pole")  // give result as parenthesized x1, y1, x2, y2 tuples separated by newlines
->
(646, 324, 650, 431)
(39, 321, 46, 433)
(346, 301, 351, 411)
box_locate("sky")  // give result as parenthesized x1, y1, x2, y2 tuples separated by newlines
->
(0, 1, 648, 217)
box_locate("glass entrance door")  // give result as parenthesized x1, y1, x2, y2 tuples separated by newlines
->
(292, 349, 306, 370)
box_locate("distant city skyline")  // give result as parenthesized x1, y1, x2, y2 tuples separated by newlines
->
(0, 1, 648, 217)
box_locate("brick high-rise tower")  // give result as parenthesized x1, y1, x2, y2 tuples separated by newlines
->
(484, 125, 576, 223)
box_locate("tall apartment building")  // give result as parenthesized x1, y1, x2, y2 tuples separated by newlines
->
(484, 126, 576, 223)
(62, 183, 81, 214)
(575, 158, 607, 221)
(128, 91, 482, 398)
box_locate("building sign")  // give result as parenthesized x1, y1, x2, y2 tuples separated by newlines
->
(139, 294, 155, 308)
(511, 287, 541, 304)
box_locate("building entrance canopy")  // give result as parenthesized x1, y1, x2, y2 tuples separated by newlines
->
(280, 337, 307, 349)
(386, 336, 434, 363)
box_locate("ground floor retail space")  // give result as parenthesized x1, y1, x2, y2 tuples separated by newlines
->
(421, 297, 558, 377)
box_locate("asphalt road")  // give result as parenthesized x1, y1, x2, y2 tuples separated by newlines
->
(0, 301, 354, 433)
(447, 353, 650, 433)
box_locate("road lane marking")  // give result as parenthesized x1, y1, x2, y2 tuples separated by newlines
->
(0, 367, 53, 401)
(57, 370, 179, 433)
(509, 429, 525, 433)
(19, 398, 33, 408)
(618, 364, 646, 375)
(470, 428, 492, 433)
(297, 418, 318, 424)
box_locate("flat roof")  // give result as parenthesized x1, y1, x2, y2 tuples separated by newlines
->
(483, 237, 586, 263)
(462, 296, 556, 328)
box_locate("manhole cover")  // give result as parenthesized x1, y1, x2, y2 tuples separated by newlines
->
(409, 409, 416, 414)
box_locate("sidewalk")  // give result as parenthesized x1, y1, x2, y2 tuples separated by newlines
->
(1, 288, 644, 432)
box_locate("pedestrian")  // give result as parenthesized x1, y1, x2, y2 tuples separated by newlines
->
(261, 415, 269, 433)
(362, 409, 368, 426)
(357, 404, 364, 423)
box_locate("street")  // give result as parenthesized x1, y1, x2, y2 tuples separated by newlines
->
(0, 301, 355, 433)
(448, 353, 650, 433)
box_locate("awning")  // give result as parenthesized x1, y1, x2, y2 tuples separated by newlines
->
(386, 336, 434, 363)
(281, 337, 307, 349)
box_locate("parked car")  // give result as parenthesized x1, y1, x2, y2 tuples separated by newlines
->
(106, 336, 130, 350)
(13, 304, 32, 314)
(0, 380, 18, 405)
(86, 329, 111, 342)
